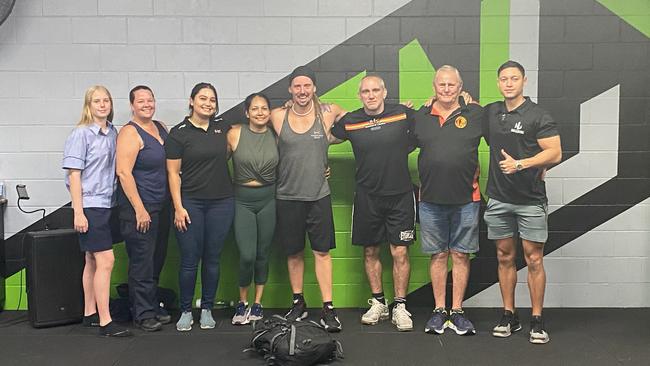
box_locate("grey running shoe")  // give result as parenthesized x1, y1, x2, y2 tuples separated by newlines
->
(424, 308, 448, 334)
(320, 306, 342, 333)
(285, 299, 308, 321)
(391, 303, 413, 331)
(448, 309, 476, 336)
(492, 310, 522, 337)
(231, 302, 249, 325)
(529, 316, 550, 344)
(361, 298, 389, 325)
(176, 311, 194, 332)
(200, 309, 216, 329)
(248, 303, 264, 322)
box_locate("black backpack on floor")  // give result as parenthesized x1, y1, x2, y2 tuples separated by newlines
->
(248, 315, 343, 366)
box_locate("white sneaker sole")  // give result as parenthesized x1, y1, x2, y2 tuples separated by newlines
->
(530, 331, 550, 344)
(424, 324, 446, 334)
(361, 313, 389, 325)
(176, 319, 193, 332)
(447, 323, 475, 336)
(392, 319, 413, 332)
(492, 324, 521, 338)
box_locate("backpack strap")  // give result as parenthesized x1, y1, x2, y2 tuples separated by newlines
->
(289, 324, 297, 356)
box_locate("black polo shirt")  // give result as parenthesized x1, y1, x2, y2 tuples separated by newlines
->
(485, 98, 559, 204)
(165, 117, 233, 199)
(412, 103, 486, 205)
(331, 103, 414, 196)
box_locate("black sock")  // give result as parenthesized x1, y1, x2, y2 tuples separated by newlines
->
(323, 301, 334, 309)
(372, 292, 386, 304)
(292, 293, 304, 303)
(394, 297, 406, 305)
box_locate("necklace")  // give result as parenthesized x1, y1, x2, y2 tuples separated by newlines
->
(291, 100, 314, 116)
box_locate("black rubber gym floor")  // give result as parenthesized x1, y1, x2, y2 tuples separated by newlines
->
(0, 307, 648, 366)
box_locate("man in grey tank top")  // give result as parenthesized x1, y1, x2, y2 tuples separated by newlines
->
(269, 66, 346, 332)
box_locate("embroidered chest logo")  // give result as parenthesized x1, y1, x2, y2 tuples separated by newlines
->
(455, 116, 467, 129)
(311, 128, 323, 139)
(510, 121, 524, 135)
(214, 129, 222, 134)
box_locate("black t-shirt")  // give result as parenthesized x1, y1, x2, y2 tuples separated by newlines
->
(485, 98, 559, 204)
(331, 103, 414, 196)
(412, 103, 486, 204)
(165, 117, 233, 199)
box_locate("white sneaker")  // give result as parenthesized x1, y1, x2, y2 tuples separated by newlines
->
(361, 298, 389, 325)
(176, 311, 193, 332)
(200, 309, 216, 329)
(391, 303, 413, 331)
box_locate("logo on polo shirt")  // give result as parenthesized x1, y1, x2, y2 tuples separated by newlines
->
(455, 116, 467, 129)
(511, 121, 524, 135)
(215, 129, 222, 134)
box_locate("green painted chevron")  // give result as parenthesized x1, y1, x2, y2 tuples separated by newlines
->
(399, 38, 436, 108)
(597, 0, 650, 37)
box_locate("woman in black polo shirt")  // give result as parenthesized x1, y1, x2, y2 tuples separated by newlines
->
(165, 82, 234, 332)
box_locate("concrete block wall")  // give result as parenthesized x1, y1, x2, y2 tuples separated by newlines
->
(0, 0, 648, 309)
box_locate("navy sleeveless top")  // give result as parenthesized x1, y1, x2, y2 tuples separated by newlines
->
(119, 120, 169, 205)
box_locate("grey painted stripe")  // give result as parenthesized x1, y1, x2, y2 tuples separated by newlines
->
(545, 85, 620, 213)
(509, 0, 539, 101)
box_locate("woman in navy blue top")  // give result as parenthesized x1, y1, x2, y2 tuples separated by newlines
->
(116, 85, 171, 332)
(62, 85, 130, 337)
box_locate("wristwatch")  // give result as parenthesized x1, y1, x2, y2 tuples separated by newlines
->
(515, 160, 524, 171)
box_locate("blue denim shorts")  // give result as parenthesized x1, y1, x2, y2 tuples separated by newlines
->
(419, 201, 479, 255)
(483, 198, 548, 243)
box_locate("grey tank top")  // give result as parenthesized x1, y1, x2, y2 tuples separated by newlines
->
(276, 109, 330, 201)
(232, 126, 279, 186)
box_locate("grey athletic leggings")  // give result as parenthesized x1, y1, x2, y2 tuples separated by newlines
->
(234, 184, 276, 287)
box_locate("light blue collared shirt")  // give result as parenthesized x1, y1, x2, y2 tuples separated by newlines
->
(62, 122, 118, 208)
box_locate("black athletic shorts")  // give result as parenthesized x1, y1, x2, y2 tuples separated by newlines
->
(275, 195, 336, 256)
(352, 186, 416, 246)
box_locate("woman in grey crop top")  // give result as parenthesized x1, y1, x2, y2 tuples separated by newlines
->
(226, 93, 279, 325)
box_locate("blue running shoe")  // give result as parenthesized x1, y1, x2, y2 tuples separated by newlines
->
(231, 302, 249, 325)
(424, 308, 447, 334)
(448, 309, 476, 336)
(249, 303, 264, 322)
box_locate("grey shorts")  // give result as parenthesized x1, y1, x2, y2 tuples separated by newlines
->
(483, 198, 548, 243)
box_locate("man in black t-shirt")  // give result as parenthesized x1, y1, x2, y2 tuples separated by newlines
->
(412, 65, 486, 336)
(331, 75, 415, 331)
(484, 61, 562, 344)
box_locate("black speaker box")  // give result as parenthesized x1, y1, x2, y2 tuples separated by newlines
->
(25, 229, 84, 328)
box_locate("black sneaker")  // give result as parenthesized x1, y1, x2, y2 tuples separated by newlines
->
(134, 317, 162, 332)
(155, 307, 172, 325)
(529, 315, 550, 344)
(285, 299, 308, 321)
(99, 322, 132, 337)
(492, 310, 522, 338)
(320, 306, 342, 333)
(83, 313, 100, 327)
